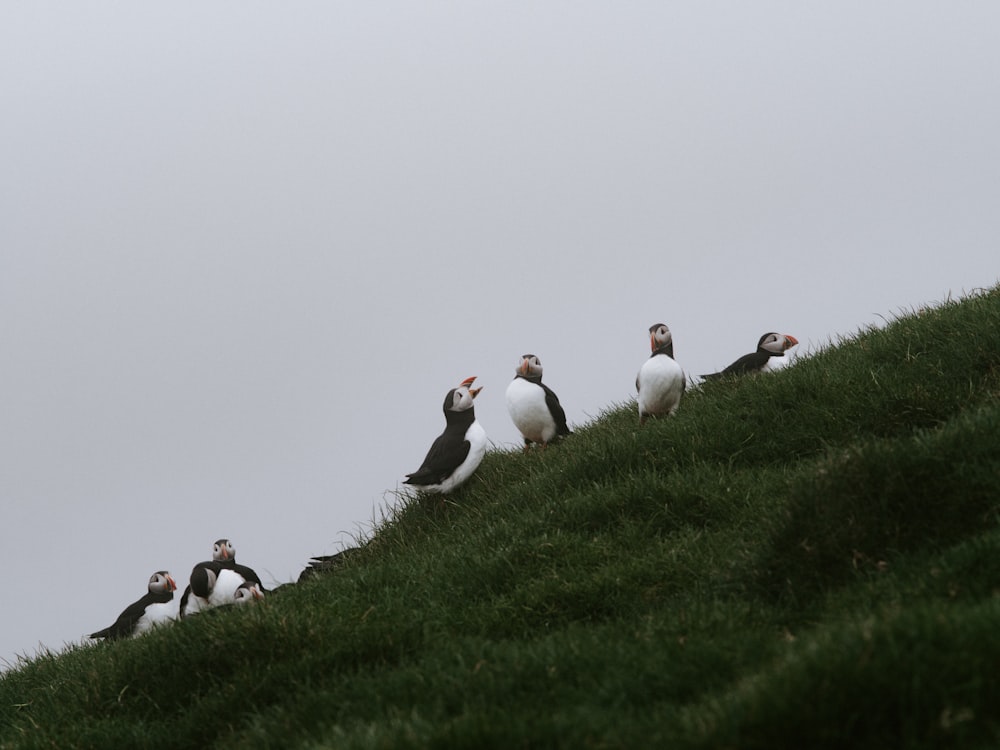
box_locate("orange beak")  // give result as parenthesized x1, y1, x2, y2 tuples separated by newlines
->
(649, 333, 657, 351)
(518, 359, 531, 376)
(783, 335, 799, 350)
(166, 575, 178, 592)
(460, 376, 482, 398)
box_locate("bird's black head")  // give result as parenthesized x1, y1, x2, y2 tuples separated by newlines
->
(648, 323, 675, 358)
(442, 376, 482, 413)
(757, 332, 798, 355)
(516, 354, 543, 382)
(148, 571, 177, 595)
(213, 539, 235, 562)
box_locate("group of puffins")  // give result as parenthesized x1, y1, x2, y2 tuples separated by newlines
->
(89, 538, 265, 640)
(402, 325, 798, 493)
(90, 326, 796, 642)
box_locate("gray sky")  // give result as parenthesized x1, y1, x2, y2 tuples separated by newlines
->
(2, 3, 998, 667)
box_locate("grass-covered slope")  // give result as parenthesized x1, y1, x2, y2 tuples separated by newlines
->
(3, 288, 1000, 749)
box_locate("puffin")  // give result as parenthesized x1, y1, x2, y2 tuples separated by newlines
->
(404, 376, 487, 494)
(505, 354, 571, 450)
(89, 571, 178, 640)
(702, 332, 799, 380)
(179, 564, 216, 618)
(233, 580, 265, 605)
(636, 323, 686, 425)
(179, 538, 264, 618)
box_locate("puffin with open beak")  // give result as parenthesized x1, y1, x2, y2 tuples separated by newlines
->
(702, 332, 799, 380)
(404, 376, 487, 494)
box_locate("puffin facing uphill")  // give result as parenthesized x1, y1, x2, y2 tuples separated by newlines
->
(702, 332, 799, 380)
(505, 354, 571, 450)
(89, 571, 178, 640)
(404, 376, 487, 494)
(636, 323, 686, 425)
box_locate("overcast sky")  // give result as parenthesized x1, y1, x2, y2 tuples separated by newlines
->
(2, 3, 998, 668)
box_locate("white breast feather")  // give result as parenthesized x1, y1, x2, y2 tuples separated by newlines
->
(506, 378, 557, 444)
(208, 569, 247, 607)
(133, 598, 179, 635)
(435, 421, 487, 494)
(637, 356, 685, 417)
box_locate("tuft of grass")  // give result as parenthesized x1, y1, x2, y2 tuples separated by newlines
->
(2, 286, 1000, 749)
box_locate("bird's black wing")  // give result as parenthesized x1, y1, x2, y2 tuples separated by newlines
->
(297, 547, 363, 583)
(703, 350, 769, 379)
(178, 584, 193, 617)
(90, 592, 157, 640)
(404, 434, 471, 486)
(541, 383, 571, 437)
(722, 350, 769, 376)
(233, 563, 264, 590)
(189, 561, 224, 598)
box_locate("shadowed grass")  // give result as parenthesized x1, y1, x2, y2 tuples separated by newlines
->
(2, 286, 1000, 749)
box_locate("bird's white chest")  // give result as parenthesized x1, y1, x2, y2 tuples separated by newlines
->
(637, 355, 685, 416)
(208, 569, 246, 607)
(505, 379, 556, 443)
(438, 420, 487, 493)
(763, 351, 795, 372)
(134, 598, 179, 635)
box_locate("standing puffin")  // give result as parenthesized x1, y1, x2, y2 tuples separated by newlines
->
(404, 376, 487, 494)
(636, 323, 686, 425)
(89, 571, 178, 640)
(505, 354, 571, 450)
(702, 332, 799, 380)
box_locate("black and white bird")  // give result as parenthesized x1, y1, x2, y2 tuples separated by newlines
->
(702, 332, 799, 380)
(636, 323, 686, 425)
(404, 376, 487, 494)
(179, 538, 264, 617)
(233, 580, 265, 605)
(505, 354, 571, 450)
(89, 571, 178, 640)
(179, 564, 216, 618)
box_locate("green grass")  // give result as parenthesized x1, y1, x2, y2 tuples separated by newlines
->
(3, 287, 1000, 749)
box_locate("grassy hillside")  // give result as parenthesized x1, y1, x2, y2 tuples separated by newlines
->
(3, 287, 1000, 749)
